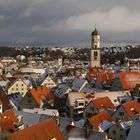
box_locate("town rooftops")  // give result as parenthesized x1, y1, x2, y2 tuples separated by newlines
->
(8, 118, 65, 140)
(122, 100, 140, 119)
(91, 96, 115, 110)
(88, 110, 114, 131)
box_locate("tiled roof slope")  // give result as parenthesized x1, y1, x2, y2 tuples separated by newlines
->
(122, 100, 140, 119)
(8, 118, 65, 140)
(88, 110, 114, 131)
(30, 86, 54, 106)
(92, 97, 115, 110)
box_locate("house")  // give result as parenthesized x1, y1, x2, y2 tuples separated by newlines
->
(6, 72, 13, 78)
(71, 78, 94, 93)
(127, 120, 140, 140)
(20, 86, 54, 110)
(7, 118, 65, 140)
(65, 125, 108, 140)
(0, 75, 9, 91)
(117, 95, 132, 104)
(88, 110, 114, 132)
(111, 72, 140, 91)
(94, 91, 127, 106)
(41, 75, 57, 89)
(8, 78, 32, 97)
(112, 100, 140, 122)
(66, 92, 94, 120)
(0, 86, 11, 112)
(84, 97, 115, 119)
(110, 77, 124, 91)
(9, 93, 23, 110)
(21, 108, 59, 125)
(108, 122, 130, 140)
(15, 111, 49, 128)
(130, 84, 140, 97)
(55, 84, 71, 99)
(95, 72, 115, 90)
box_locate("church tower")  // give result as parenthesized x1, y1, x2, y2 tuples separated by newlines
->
(90, 28, 101, 67)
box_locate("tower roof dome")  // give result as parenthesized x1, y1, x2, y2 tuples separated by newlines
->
(91, 28, 99, 36)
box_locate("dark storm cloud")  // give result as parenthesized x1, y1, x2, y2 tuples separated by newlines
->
(0, 0, 140, 45)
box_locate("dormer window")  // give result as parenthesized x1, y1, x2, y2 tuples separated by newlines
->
(75, 99, 85, 107)
(131, 108, 138, 115)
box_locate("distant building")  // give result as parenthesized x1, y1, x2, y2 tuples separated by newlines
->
(90, 28, 101, 68)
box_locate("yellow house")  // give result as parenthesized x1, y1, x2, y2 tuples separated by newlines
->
(8, 78, 32, 97)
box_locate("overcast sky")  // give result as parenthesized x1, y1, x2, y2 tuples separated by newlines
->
(0, 0, 140, 46)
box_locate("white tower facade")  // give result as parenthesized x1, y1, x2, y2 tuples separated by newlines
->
(90, 28, 101, 67)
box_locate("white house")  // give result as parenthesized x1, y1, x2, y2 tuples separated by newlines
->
(8, 78, 32, 97)
(41, 75, 57, 89)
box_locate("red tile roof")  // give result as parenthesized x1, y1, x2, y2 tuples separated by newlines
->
(88, 110, 114, 131)
(8, 118, 65, 140)
(0, 109, 17, 123)
(122, 100, 140, 119)
(92, 97, 115, 110)
(0, 118, 15, 132)
(120, 72, 140, 90)
(87, 67, 104, 80)
(30, 86, 54, 106)
(88, 68, 115, 82)
(0, 109, 17, 133)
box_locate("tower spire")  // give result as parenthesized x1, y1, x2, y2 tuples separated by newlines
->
(90, 28, 101, 67)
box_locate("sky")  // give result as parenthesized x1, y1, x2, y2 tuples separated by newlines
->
(0, 0, 140, 46)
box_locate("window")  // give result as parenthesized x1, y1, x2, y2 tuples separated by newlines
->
(95, 45, 97, 49)
(79, 103, 84, 106)
(120, 134, 123, 139)
(119, 112, 124, 116)
(12, 88, 14, 91)
(22, 88, 24, 90)
(94, 56, 97, 60)
(28, 94, 31, 97)
(94, 51, 98, 56)
(27, 100, 31, 103)
(114, 99, 117, 102)
(113, 130, 116, 135)
(16, 88, 18, 91)
(90, 107, 94, 111)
